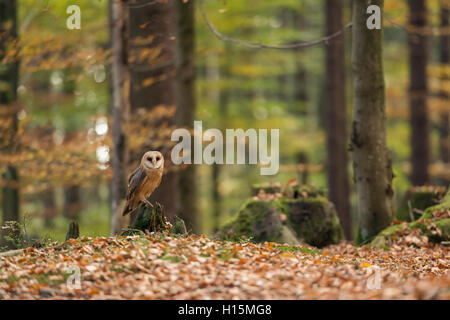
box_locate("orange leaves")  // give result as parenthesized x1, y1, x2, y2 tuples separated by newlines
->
(66, 238, 79, 245)
(7, 283, 15, 292)
(87, 288, 99, 296)
(1, 233, 449, 299)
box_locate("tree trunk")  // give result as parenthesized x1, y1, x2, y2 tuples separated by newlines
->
(62, 72, 81, 221)
(351, 0, 394, 243)
(0, 0, 20, 232)
(408, 0, 430, 186)
(33, 73, 57, 227)
(325, 0, 351, 240)
(42, 188, 57, 227)
(438, 4, 449, 168)
(110, 0, 131, 234)
(128, 0, 179, 222)
(63, 185, 81, 220)
(212, 163, 220, 232)
(175, 0, 198, 233)
(211, 43, 231, 233)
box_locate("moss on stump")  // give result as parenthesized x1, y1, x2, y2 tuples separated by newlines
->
(120, 202, 187, 236)
(218, 183, 343, 247)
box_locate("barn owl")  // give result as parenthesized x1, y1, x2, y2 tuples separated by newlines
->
(122, 151, 164, 216)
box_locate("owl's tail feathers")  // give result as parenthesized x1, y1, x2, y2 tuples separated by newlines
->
(122, 203, 134, 216)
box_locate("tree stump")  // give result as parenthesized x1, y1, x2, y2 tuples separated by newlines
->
(65, 221, 79, 241)
(120, 202, 188, 236)
(131, 202, 166, 232)
(170, 215, 187, 235)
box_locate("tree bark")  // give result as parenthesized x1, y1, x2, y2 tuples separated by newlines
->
(110, 0, 131, 234)
(63, 185, 81, 220)
(351, 0, 394, 243)
(408, 0, 430, 186)
(42, 188, 57, 227)
(128, 0, 179, 222)
(211, 43, 231, 233)
(438, 4, 449, 167)
(176, 0, 198, 232)
(62, 72, 81, 221)
(325, 0, 351, 240)
(0, 0, 20, 231)
(212, 163, 220, 232)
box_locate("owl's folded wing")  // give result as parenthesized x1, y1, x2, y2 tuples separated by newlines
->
(126, 167, 147, 201)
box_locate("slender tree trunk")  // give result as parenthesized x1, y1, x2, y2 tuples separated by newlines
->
(128, 0, 179, 222)
(32, 73, 57, 227)
(325, 0, 351, 240)
(438, 3, 449, 168)
(42, 188, 57, 227)
(175, 0, 198, 232)
(62, 72, 81, 221)
(0, 0, 20, 233)
(212, 163, 220, 232)
(211, 44, 231, 232)
(63, 185, 81, 220)
(110, 0, 130, 234)
(351, 0, 394, 243)
(408, 0, 430, 185)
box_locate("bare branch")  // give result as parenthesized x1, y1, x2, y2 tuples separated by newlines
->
(199, 1, 352, 50)
(385, 16, 450, 36)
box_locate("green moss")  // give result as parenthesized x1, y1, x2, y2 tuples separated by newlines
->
(368, 224, 403, 248)
(274, 246, 321, 255)
(370, 190, 450, 248)
(435, 219, 450, 238)
(135, 203, 165, 231)
(1, 271, 69, 286)
(219, 189, 343, 247)
(170, 216, 187, 235)
(160, 255, 183, 263)
(281, 197, 343, 247)
(220, 199, 284, 243)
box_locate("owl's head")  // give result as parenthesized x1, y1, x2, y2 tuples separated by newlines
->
(141, 151, 164, 171)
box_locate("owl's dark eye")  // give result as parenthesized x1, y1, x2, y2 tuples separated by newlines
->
(147, 157, 153, 161)
(156, 157, 160, 161)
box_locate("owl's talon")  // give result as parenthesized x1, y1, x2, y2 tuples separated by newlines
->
(143, 199, 154, 208)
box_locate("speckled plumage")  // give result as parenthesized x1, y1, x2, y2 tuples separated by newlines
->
(122, 151, 164, 216)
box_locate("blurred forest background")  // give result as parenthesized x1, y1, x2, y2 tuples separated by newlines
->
(0, 0, 449, 245)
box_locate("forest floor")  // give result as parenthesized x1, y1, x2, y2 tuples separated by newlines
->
(0, 233, 449, 300)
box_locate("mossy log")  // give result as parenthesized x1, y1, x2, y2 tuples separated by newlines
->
(219, 184, 343, 247)
(370, 190, 450, 248)
(395, 186, 446, 221)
